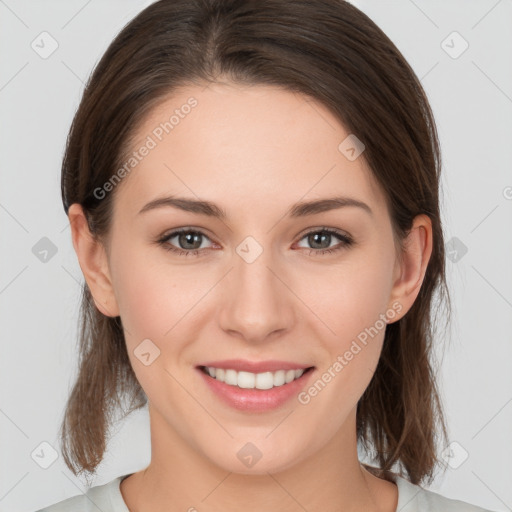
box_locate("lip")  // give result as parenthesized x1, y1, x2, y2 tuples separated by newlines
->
(198, 359, 313, 373)
(196, 365, 316, 413)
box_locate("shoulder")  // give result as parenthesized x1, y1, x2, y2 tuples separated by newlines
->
(392, 473, 497, 512)
(33, 475, 130, 512)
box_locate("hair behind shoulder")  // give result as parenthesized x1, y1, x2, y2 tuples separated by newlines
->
(60, 0, 451, 486)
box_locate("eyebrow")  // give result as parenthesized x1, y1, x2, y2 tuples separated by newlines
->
(138, 195, 373, 219)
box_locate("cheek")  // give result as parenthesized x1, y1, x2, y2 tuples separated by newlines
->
(306, 248, 393, 337)
(110, 253, 192, 393)
(109, 245, 179, 342)
(299, 247, 394, 390)
(110, 247, 215, 358)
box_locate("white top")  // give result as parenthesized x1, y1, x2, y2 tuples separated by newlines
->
(35, 472, 497, 511)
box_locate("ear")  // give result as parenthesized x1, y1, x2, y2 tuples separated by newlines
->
(386, 214, 433, 323)
(68, 203, 120, 317)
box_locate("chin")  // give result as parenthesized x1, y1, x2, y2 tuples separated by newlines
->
(202, 438, 309, 476)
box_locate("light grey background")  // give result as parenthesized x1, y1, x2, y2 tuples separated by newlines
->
(1, 1, 511, 511)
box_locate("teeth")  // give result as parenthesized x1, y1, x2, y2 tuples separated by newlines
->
(203, 366, 307, 389)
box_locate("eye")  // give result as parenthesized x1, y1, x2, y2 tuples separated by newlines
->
(156, 228, 215, 257)
(156, 226, 354, 257)
(295, 228, 354, 256)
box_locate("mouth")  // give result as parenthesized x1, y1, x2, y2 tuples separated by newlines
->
(197, 365, 315, 390)
(195, 363, 316, 412)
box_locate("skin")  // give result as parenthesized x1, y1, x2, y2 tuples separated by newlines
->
(69, 81, 432, 512)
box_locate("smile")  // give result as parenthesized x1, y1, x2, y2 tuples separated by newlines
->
(196, 364, 316, 413)
(200, 365, 314, 390)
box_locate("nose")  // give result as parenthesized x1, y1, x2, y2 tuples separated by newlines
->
(217, 245, 296, 344)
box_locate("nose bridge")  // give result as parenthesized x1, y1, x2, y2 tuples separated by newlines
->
(218, 236, 294, 341)
(235, 240, 276, 295)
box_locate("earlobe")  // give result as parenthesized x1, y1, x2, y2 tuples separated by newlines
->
(387, 214, 433, 322)
(68, 203, 120, 317)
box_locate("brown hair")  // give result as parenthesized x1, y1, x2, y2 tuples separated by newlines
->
(60, 0, 451, 486)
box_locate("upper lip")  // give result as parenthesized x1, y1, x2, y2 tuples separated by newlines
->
(198, 359, 314, 373)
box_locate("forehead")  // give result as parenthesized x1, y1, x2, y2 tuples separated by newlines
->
(114, 82, 387, 221)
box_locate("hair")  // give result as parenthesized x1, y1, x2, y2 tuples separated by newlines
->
(60, 0, 451, 486)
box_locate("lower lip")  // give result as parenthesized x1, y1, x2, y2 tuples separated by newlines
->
(196, 367, 315, 412)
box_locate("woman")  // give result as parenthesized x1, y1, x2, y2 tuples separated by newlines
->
(35, 0, 496, 510)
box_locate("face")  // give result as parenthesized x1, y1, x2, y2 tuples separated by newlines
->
(94, 82, 407, 474)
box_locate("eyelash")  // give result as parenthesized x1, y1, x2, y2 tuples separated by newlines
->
(156, 227, 354, 258)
